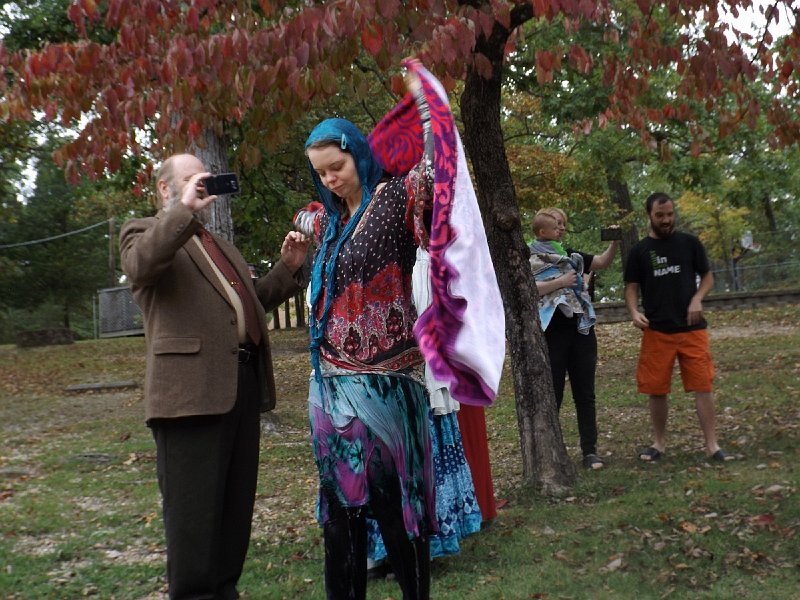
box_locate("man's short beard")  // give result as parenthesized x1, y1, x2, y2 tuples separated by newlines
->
(163, 181, 211, 225)
(163, 181, 181, 211)
(651, 221, 674, 239)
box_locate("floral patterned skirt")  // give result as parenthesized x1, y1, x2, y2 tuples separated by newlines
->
(367, 411, 482, 561)
(309, 373, 436, 539)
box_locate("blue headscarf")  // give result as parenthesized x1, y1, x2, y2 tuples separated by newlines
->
(304, 118, 384, 379)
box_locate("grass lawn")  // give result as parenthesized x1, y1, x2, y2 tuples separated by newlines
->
(1, 305, 798, 599)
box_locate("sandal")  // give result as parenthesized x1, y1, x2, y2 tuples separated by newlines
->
(582, 454, 605, 470)
(709, 449, 733, 462)
(638, 446, 663, 462)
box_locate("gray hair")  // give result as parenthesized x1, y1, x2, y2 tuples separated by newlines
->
(155, 155, 181, 210)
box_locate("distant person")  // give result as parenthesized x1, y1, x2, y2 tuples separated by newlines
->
(531, 211, 566, 255)
(530, 207, 619, 470)
(623, 192, 730, 463)
(120, 153, 309, 599)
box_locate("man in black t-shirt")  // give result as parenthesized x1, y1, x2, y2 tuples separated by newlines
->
(624, 192, 731, 463)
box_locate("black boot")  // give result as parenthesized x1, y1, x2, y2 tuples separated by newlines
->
(323, 506, 368, 600)
(372, 501, 430, 599)
(399, 535, 430, 600)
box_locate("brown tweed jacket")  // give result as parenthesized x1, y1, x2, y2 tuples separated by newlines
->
(120, 203, 305, 421)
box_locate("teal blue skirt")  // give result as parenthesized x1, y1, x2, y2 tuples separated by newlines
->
(309, 373, 436, 538)
(367, 410, 482, 560)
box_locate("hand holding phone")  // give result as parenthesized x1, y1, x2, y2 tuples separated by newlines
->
(204, 173, 240, 196)
(600, 226, 622, 241)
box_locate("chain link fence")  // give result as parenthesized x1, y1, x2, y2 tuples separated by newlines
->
(97, 286, 143, 338)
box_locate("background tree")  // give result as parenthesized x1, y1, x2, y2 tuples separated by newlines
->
(229, 64, 401, 266)
(0, 136, 107, 339)
(677, 190, 751, 288)
(0, 0, 151, 342)
(502, 6, 800, 292)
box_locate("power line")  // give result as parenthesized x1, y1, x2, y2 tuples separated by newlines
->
(0, 218, 112, 250)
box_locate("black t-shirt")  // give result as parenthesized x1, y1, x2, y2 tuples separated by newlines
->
(623, 232, 710, 333)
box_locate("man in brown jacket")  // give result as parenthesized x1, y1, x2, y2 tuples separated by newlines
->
(120, 153, 309, 599)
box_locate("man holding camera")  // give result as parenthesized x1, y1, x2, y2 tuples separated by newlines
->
(120, 153, 309, 599)
(624, 192, 729, 463)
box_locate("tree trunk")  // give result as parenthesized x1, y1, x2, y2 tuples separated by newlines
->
(761, 193, 777, 232)
(108, 216, 116, 288)
(295, 292, 306, 328)
(190, 128, 234, 242)
(606, 177, 638, 273)
(460, 42, 575, 494)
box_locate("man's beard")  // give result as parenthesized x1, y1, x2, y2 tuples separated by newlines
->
(650, 220, 674, 239)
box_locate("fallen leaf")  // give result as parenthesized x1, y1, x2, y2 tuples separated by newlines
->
(750, 514, 775, 526)
(679, 521, 698, 533)
(601, 555, 624, 572)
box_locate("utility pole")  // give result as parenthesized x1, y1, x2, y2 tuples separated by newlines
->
(108, 217, 116, 288)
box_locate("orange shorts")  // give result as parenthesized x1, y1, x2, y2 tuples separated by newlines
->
(637, 328, 715, 395)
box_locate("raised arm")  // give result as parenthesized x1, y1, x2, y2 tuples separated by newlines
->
(590, 240, 620, 271)
(120, 204, 201, 287)
(402, 68, 435, 246)
(406, 70, 434, 185)
(120, 170, 217, 287)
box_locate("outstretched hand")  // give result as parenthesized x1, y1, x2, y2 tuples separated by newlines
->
(281, 231, 311, 271)
(403, 58, 422, 95)
(180, 172, 218, 212)
(404, 71, 422, 95)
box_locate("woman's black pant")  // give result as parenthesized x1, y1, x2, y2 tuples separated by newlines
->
(322, 476, 430, 600)
(545, 315, 599, 456)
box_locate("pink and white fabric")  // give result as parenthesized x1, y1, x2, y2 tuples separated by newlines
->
(368, 60, 505, 406)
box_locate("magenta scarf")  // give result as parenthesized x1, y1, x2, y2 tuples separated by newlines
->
(368, 59, 505, 406)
